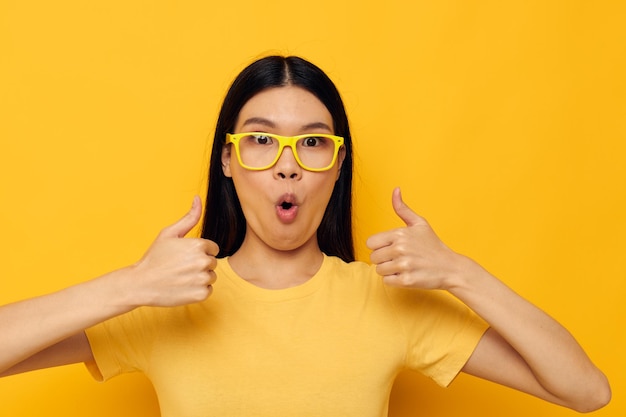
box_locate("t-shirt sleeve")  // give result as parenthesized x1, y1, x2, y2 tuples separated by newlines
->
(384, 285, 489, 387)
(84, 307, 154, 382)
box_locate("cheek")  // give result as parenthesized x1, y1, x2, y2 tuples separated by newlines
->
(311, 173, 341, 209)
(230, 169, 259, 201)
(229, 168, 272, 216)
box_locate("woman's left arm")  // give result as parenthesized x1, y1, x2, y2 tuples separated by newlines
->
(453, 262, 610, 412)
(367, 188, 611, 412)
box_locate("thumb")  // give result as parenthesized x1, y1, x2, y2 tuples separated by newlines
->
(160, 196, 203, 238)
(392, 187, 423, 227)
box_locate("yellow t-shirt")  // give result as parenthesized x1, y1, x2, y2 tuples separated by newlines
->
(85, 255, 488, 417)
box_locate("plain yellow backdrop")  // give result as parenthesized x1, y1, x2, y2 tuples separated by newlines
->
(1, 1, 624, 416)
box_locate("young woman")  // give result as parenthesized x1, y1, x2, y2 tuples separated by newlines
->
(0, 56, 611, 416)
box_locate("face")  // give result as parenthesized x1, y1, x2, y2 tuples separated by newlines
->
(221, 85, 345, 253)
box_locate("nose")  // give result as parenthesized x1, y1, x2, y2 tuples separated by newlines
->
(273, 146, 302, 180)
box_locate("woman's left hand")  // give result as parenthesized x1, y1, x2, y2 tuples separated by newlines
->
(366, 187, 469, 290)
(368, 188, 611, 412)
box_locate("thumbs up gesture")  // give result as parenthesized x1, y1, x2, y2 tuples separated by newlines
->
(366, 188, 466, 290)
(127, 196, 220, 307)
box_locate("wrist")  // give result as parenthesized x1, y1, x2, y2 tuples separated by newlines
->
(444, 254, 486, 295)
(94, 265, 143, 313)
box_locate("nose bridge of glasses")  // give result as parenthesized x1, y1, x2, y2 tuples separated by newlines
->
(275, 137, 300, 167)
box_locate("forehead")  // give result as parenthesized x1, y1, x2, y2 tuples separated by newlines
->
(235, 86, 333, 133)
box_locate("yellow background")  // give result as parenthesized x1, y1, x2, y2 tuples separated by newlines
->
(1, 1, 624, 416)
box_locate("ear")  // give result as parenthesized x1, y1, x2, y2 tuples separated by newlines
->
(221, 143, 233, 178)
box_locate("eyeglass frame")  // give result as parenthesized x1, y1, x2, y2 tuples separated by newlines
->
(225, 132, 345, 172)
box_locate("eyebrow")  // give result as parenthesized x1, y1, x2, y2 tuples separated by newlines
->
(240, 117, 333, 133)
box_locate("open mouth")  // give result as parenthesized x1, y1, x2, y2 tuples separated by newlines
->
(275, 194, 299, 222)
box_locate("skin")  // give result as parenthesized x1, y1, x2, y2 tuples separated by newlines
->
(0, 196, 217, 375)
(368, 188, 611, 411)
(221, 86, 345, 288)
(0, 85, 611, 413)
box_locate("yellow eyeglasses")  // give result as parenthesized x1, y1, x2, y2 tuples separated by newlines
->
(225, 132, 344, 172)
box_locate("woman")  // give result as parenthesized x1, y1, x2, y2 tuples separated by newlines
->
(0, 56, 611, 416)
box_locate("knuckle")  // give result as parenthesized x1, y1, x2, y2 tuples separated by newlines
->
(398, 257, 412, 271)
(191, 238, 206, 250)
(197, 256, 212, 270)
(197, 270, 217, 287)
(382, 275, 402, 287)
(192, 239, 219, 256)
(389, 273, 411, 287)
(393, 242, 406, 255)
(190, 254, 214, 271)
(208, 256, 218, 270)
(206, 271, 217, 285)
(191, 287, 211, 303)
(399, 274, 414, 287)
(206, 240, 220, 255)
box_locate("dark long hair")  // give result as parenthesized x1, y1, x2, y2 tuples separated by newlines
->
(201, 56, 354, 262)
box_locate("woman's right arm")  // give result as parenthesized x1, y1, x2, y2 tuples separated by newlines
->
(0, 196, 218, 376)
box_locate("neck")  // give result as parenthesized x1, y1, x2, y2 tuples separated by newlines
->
(228, 234, 324, 290)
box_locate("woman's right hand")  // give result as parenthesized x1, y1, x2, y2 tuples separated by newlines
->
(0, 196, 219, 376)
(125, 196, 219, 307)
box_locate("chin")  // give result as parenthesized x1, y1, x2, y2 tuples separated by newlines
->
(264, 231, 317, 253)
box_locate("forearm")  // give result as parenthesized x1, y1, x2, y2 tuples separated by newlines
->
(0, 197, 218, 376)
(449, 257, 610, 410)
(368, 189, 610, 410)
(0, 267, 136, 373)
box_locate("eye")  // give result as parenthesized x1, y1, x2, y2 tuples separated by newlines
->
(251, 134, 273, 145)
(302, 136, 326, 147)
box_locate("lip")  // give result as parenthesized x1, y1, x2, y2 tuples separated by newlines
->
(275, 193, 299, 223)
